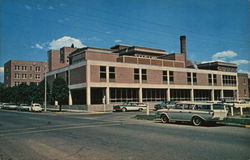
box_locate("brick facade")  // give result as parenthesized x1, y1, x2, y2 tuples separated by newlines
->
(4, 60, 48, 87)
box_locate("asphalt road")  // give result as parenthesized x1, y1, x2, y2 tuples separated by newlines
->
(0, 110, 249, 160)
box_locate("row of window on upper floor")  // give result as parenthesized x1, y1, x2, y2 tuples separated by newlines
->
(14, 65, 42, 72)
(14, 73, 41, 80)
(98, 66, 237, 86)
(14, 82, 40, 86)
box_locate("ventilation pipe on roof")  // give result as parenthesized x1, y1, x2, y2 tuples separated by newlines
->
(180, 35, 187, 66)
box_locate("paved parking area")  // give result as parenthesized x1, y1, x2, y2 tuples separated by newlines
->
(0, 110, 250, 160)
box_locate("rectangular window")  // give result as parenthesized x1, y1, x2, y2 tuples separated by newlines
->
(142, 69, 147, 81)
(21, 66, 27, 71)
(169, 71, 174, 84)
(162, 71, 168, 83)
(35, 74, 41, 79)
(187, 72, 192, 84)
(208, 74, 212, 85)
(35, 66, 41, 72)
(109, 66, 115, 80)
(134, 68, 139, 81)
(100, 66, 106, 79)
(30, 66, 32, 71)
(30, 74, 33, 79)
(222, 75, 236, 86)
(193, 73, 197, 85)
(213, 74, 217, 85)
(22, 74, 27, 79)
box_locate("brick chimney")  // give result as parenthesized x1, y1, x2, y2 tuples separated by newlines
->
(180, 35, 186, 54)
(180, 36, 187, 65)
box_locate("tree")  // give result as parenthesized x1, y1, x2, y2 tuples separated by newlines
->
(36, 80, 51, 104)
(52, 77, 69, 111)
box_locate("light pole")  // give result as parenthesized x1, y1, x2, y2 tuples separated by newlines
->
(44, 72, 47, 112)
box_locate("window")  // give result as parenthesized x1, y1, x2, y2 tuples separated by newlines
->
(162, 71, 168, 83)
(142, 69, 147, 81)
(22, 74, 27, 79)
(193, 73, 197, 85)
(169, 71, 174, 84)
(30, 74, 33, 79)
(15, 65, 20, 70)
(35, 66, 41, 72)
(35, 74, 41, 79)
(14, 73, 20, 79)
(60, 50, 65, 63)
(30, 66, 32, 71)
(187, 72, 191, 84)
(22, 66, 27, 71)
(222, 75, 236, 86)
(134, 68, 139, 81)
(109, 66, 115, 80)
(208, 74, 212, 85)
(213, 74, 217, 85)
(244, 89, 247, 96)
(100, 66, 106, 79)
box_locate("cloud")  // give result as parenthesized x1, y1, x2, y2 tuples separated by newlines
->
(49, 36, 86, 50)
(48, 6, 54, 10)
(32, 43, 43, 49)
(238, 69, 250, 78)
(114, 40, 122, 43)
(0, 67, 4, 73)
(212, 50, 237, 60)
(230, 59, 250, 65)
(25, 5, 31, 10)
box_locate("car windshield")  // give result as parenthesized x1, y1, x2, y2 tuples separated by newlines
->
(21, 104, 29, 106)
(213, 104, 225, 110)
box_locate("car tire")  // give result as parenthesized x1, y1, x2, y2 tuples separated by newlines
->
(139, 108, 143, 111)
(122, 108, 127, 112)
(192, 117, 203, 126)
(161, 114, 169, 123)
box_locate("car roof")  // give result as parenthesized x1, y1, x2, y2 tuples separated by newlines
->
(177, 101, 213, 105)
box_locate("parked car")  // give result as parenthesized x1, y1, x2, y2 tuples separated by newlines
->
(3, 103, 18, 110)
(0, 102, 7, 109)
(113, 102, 147, 112)
(31, 103, 43, 112)
(154, 101, 177, 111)
(17, 104, 32, 111)
(155, 102, 228, 126)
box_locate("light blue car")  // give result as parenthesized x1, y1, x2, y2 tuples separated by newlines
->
(156, 102, 228, 126)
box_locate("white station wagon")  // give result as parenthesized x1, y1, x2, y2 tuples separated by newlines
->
(156, 102, 228, 126)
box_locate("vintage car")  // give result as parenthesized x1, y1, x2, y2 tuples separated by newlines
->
(154, 101, 177, 111)
(155, 102, 228, 126)
(3, 103, 18, 110)
(113, 102, 147, 112)
(31, 103, 43, 112)
(17, 104, 32, 111)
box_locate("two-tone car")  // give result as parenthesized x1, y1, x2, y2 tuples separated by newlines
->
(113, 102, 147, 112)
(156, 102, 228, 126)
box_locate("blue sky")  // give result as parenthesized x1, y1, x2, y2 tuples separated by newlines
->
(0, 0, 249, 82)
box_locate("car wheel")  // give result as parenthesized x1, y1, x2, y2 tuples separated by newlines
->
(139, 108, 143, 111)
(122, 108, 127, 112)
(161, 114, 169, 123)
(192, 117, 203, 126)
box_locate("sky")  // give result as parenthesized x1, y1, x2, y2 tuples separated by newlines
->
(0, 0, 249, 82)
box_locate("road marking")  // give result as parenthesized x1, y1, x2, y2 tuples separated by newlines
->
(0, 121, 132, 137)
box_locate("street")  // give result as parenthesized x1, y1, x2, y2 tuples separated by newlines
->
(0, 110, 249, 160)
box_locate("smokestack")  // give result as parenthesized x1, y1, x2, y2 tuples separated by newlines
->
(180, 35, 186, 54)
